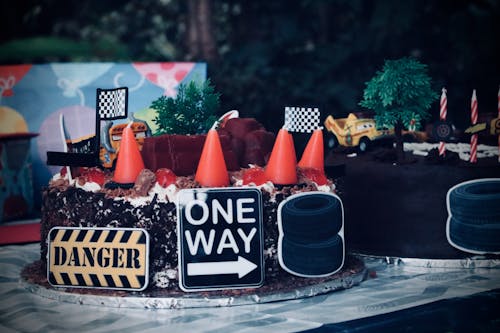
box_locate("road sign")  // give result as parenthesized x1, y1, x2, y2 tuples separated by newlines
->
(465, 122, 487, 134)
(490, 118, 500, 135)
(47, 227, 149, 291)
(177, 188, 264, 292)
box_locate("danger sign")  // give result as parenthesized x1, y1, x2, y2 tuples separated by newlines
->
(177, 188, 264, 292)
(47, 227, 149, 291)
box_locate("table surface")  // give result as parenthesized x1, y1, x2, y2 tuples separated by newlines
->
(1, 243, 500, 333)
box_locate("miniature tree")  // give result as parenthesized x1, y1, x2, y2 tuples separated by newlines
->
(360, 57, 437, 162)
(152, 79, 219, 135)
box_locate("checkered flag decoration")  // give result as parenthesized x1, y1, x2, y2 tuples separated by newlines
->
(97, 87, 128, 120)
(284, 107, 321, 133)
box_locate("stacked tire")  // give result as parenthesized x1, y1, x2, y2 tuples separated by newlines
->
(447, 178, 500, 254)
(278, 192, 344, 277)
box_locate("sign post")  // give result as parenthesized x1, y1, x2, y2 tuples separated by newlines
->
(177, 188, 264, 292)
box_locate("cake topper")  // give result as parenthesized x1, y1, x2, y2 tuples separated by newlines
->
(324, 113, 394, 153)
(177, 188, 264, 291)
(498, 86, 500, 163)
(46, 87, 129, 167)
(438, 88, 448, 157)
(284, 106, 320, 133)
(151, 80, 219, 135)
(446, 178, 500, 254)
(264, 128, 297, 185)
(47, 227, 150, 291)
(360, 57, 437, 163)
(470, 89, 478, 163)
(112, 122, 145, 185)
(298, 128, 324, 172)
(464, 88, 500, 163)
(194, 129, 229, 187)
(277, 191, 344, 277)
(265, 106, 329, 185)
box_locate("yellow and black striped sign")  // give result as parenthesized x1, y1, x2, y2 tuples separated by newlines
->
(48, 227, 149, 291)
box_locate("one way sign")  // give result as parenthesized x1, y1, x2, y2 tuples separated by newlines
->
(177, 188, 264, 292)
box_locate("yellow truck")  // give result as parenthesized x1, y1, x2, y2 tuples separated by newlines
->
(323, 113, 393, 152)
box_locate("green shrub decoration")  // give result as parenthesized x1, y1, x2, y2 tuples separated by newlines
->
(360, 57, 437, 131)
(152, 80, 220, 135)
(360, 57, 438, 162)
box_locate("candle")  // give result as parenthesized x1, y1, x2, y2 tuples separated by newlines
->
(470, 89, 478, 163)
(497, 86, 500, 163)
(438, 88, 447, 157)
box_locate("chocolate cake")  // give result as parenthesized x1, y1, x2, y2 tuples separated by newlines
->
(336, 144, 500, 259)
(39, 167, 340, 291)
(32, 116, 366, 298)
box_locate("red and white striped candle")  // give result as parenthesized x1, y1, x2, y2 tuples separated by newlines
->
(497, 86, 500, 163)
(438, 88, 447, 156)
(470, 89, 478, 163)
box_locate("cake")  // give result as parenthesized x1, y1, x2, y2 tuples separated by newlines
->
(336, 143, 500, 259)
(31, 117, 361, 296)
(39, 166, 339, 292)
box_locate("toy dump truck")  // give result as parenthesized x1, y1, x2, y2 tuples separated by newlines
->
(323, 113, 393, 152)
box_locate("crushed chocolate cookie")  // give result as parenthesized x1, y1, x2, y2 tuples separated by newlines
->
(134, 169, 156, 196)
(176, 176, 198, 189)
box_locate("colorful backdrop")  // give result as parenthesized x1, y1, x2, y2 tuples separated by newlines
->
(0, 62, 206, 212)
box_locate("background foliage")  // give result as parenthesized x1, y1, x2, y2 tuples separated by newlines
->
(1, 0, 499, 132)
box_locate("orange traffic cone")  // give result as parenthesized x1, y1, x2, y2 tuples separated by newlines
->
(265, 128, 297, 185)
(195, 129, 229, 187)
(298, 129, 324, 172)
(113, 122, 145, 184)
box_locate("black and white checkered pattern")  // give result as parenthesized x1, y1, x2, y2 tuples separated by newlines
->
(284, 107, 321, 133)
(97, 87, 128, 120)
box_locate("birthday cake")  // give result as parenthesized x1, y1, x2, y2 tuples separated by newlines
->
(29, 115, 361, 297)
(339, 143, 500, 259)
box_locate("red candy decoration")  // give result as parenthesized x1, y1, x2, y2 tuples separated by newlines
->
(156, 168, 177, 187)
(82, 167, 106, 186)
(242, 167, 267, 185)
(301, 167, 328, 185)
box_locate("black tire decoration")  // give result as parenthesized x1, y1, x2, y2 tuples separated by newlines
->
(281, 194, 342, 243)
(449, 181, 500, 219)
(324, 132, 339, 150)
(447, 178, 500, 254)
(448, 217, 500, 253)
(278, 192, 345, 277)
(281, 235, 344, 276)
(432, 120, 453, 142)
(358, 137, 370, 153)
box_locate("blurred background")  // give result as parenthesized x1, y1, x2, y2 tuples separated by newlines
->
(1, 0, 499, 131)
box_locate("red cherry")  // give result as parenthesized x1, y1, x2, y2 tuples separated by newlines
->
(155, 168, 177, 187)
(242, 167, 267, 185)
(82, 167, 106, 186)
(301, 168, 328, 185)
(60, 166, 67, 177)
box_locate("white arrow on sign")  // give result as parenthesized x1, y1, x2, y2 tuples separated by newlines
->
(187, 256, 257, 279)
